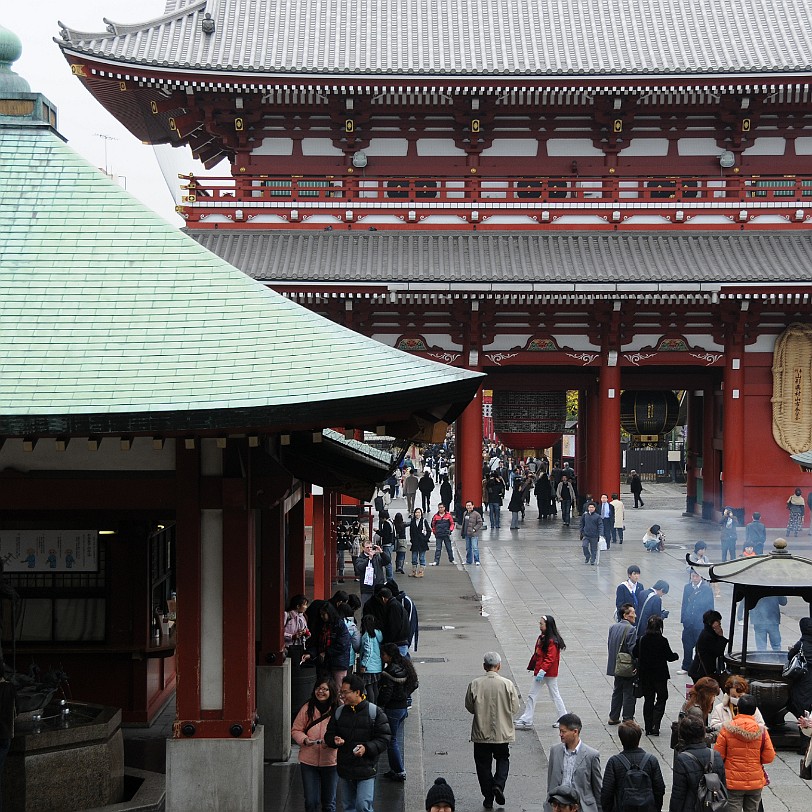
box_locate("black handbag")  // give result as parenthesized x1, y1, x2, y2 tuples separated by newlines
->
(783, 648, 809, 679)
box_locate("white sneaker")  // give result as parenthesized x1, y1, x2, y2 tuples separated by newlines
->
(475, 562, 481, 567)
(428, 562, 438, 566)
(676, 669, 688, 675)
(514, 720, 532, 729)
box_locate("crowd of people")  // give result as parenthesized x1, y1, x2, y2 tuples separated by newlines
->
(290, 443, 812, 811)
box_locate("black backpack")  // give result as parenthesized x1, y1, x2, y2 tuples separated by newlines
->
(616, 753, 656, 812)
(685, 751, 728, 812)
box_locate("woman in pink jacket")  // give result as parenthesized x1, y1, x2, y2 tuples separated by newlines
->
(514, 615, 568, 728)
(291, 679, 340, 812)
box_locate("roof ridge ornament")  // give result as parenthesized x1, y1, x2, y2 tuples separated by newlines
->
(202, 13, 215, 35)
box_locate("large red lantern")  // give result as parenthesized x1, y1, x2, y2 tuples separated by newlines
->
(492, 391, 567, 451)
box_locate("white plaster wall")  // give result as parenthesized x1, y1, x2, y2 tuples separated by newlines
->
(481, 138, 538, 156)
(200, 508, 224, 711)
(677, 138, 721, 156)
(301, 138, 343, 156)
(0, 436, 175, 472)
(742, 137, 786, 156)
(416, 139, 466, 156)
(621, 138, 669, 156)
(365, 138, 409, 156)
(747, 334, 778, 353)
(252, 138, 293, 155)
(546, 139, 603, 156)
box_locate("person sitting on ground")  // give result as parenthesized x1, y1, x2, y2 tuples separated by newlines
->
(601, 720, 666, 812)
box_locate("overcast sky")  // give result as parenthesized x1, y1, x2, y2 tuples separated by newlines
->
(6, 2, 202, 225)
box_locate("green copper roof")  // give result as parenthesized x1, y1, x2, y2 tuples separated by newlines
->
(0, 123, 480, 436)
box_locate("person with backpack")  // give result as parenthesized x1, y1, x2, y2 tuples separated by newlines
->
(601, 720, 665, 812)
(713, 694, 774, 812)
(669, 715, 727, 812)
(324, 674, 391, 812)
(386, 579, 419, 654)
(377, 642, 419, 783)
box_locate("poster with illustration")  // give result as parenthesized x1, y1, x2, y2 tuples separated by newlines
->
(0, 530, 98, 572)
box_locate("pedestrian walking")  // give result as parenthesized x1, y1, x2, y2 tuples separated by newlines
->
(465, 651, 519, 810)
(486, 472, 506, 529)
(598, 494, 615, 545)
(545, 713, 603, 812)
(403, 468, 419, 514)
(601, 720, 665, 812)
(377, 642, 419, 783)
(393, 512, 407, 574)
(628, 470, 644, 508)
(610, 493, 625, 544)
(556, 475, 576, 527)
(324, 674, 391, 812)
(607, 604, 638, 725)
(580, 501, 602, 565)
(787, 488, 805, 537)
(508, 474, 527, 530)
(535, 472, 555, 520)
(615, 565, 646, 621)
(291, 679, 340, 812)
(677, 571, 714, 675)
(515, 615, 568, 729)
(418, 470, 435, 513)
(632, 615, 679, 737)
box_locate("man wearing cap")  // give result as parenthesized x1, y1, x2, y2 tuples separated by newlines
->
(425, 777, 455, 812)
(547, 786, 580, 812)
(465, 651, 519, 809)
(637, 580, 670, 632)
(545, 713, 602, 812)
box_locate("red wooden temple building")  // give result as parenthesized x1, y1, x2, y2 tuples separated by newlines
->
(46, 0, 812, 803)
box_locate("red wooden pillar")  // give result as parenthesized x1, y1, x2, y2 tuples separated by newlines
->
(327, 490, 338, 586)
(311, 493, 326, 600)
(221, 486, 256, 732)
(722, 334, 746, 513)
(702, 385, 718, 518)
(585, 386, 601, 501)
(174, 443, 203, 729)
(598, 360, 621, 498)
(685, 391, 701, 515)
(287, 496, 306, 599)
(577, 388, 590, 498)
(258, 503, 285, 666)
(458, 384, 484, 507)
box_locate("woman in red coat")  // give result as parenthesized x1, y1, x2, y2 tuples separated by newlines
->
(514, 615, 568, 728)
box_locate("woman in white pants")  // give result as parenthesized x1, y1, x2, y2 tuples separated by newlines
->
(515, 615, 568, 728)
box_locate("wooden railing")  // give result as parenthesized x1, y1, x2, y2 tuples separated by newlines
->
(180, 174, 812, 205)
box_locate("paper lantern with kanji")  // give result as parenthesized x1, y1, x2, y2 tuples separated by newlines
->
(492, 391, 567, 451)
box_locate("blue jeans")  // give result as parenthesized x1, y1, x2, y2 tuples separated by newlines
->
(339, 776, 375, 812)
(385, 707, 408, 774)
(465, 535, 480, 564)
(561, 500, 572, 524)
(300, 763, 337, 812)
(411, 551, 426, 567)
(434, 535, 454, 563)
(754, 623, 782, 651)
(382, 544, 394, 579)
(488, 502, 501, 528)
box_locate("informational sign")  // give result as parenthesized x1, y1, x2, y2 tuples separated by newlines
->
(562, 434, 576, 459)
(0, 530, 98, 572)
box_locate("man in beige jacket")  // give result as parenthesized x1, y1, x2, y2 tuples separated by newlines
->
(465, 651, 519, 809)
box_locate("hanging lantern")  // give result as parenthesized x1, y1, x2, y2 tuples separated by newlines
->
(492, 391, 567, 451)
(620, 390, 680, 446)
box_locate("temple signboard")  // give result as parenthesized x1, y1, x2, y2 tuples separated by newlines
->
(0, 529, 99, 572)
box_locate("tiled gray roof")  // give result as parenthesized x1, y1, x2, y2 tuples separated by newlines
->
(0, 123, 480, 435)
(57, 0, 812, 79)
(188, 231, 812, 287)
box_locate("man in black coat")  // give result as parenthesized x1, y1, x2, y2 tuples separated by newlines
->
(579, 501, 602, 565)
(678, 571, 715, 674)
(325, 673, 391, 810)
(628, 470, 644, 508)
(601, 721, 665, 811)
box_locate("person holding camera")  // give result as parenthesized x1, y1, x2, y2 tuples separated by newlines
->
(355, 538, 391, 608)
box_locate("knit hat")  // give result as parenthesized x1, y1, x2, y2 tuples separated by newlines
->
(426, 777, 455, 810)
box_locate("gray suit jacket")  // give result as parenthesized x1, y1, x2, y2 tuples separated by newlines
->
(545, 741, 603, 812)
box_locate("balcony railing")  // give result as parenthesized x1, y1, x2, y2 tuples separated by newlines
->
(178, 174, 812, 229)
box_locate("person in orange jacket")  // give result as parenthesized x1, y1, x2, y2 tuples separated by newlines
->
(714, 693, 775, 812)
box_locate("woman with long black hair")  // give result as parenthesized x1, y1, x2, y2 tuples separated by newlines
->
(291, 679, 340, 812)
(408, 507, 431, 577)
(393, 512, 407, 574)
(514, 615, 568, 728)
